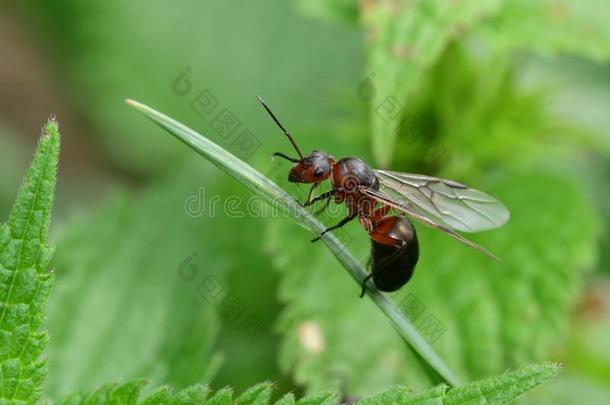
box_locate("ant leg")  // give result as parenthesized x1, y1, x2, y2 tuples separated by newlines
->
(304, 182, 320, 205)
(360, 273, 374, 298)
(311, 213, 357, 242)
(303, 188, 341, 207)
(313, 198, 331, 216)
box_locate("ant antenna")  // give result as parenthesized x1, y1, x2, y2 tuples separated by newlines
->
(256, 95, 304, 160)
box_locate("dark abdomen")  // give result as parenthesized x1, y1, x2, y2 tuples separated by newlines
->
(371, 217, 419, 292)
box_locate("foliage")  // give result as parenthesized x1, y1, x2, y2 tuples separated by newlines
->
(297, 0, 610, 166)
(479, 0, 610, 60)
(360, 0, 505, 166)
(267, 171, 598, 395)
(53, 363, 559, 405)
(44, 169, 223, 397)
(4, 1, 610, 403)
(44, 161, 290, 397)
(24, 0, 362, 176)
(256, 2, 608, 397)
(0, 120, 59, 402)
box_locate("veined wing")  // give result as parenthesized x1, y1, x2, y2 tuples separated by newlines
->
(358, 185, 501, 261)
(374, 170, 509, 233)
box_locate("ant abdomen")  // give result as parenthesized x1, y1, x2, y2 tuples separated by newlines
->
(370, 216, 419, 292)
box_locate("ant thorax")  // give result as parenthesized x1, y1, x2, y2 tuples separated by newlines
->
(331, 157, 379, 193)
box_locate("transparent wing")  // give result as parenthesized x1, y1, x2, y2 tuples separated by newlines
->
(358, 185, 501, 261)
(374, 170, 510, 233)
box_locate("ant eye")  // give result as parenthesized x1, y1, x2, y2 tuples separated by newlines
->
(314, 168, 324, 177)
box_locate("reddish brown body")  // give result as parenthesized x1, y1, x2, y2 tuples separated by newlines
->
(286, 154, 420, 295)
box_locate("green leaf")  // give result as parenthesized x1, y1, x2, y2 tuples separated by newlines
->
(205, 386, 233, 405)
(54, 380, 146, 405)
(361, 0, 504, 166)
(404, 362, 560, 404)
(274, 393, 296, 405)
(292, 391, 336, 405)
(55, 363, 559, 404)
(361, 0, 610, 167)
(390, 44, 548, 176)
(264, 43, 601, 395)
(0, 119, 59, 403)
(140, 384, 210, 405)
(126, 99, 460, 387)
(235, 382, 274, 405)
(45, 166, 225, 398)
(353, 363, 560, 404)
(267, 171, 598, 396)
(418, 174, 599, 378)
(171, 384, 210, 404)
(479, 0, 610, 61)
(56, 382, 210, 405)
(359, 384, 410, 405)
(138, 386, 172, 405)
(44, 150, 285, 396)
(56, 380, 146, 405)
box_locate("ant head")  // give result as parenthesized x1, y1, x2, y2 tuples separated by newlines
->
(257, 96, 335, 184)
(288, 151, 335, 183)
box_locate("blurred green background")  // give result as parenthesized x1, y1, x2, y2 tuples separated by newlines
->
(1, 0, 610, 403)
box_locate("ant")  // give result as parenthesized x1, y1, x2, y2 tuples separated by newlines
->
(257, 96, 508, 295)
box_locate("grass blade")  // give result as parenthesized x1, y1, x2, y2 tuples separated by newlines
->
(125, 98, 461, 387)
